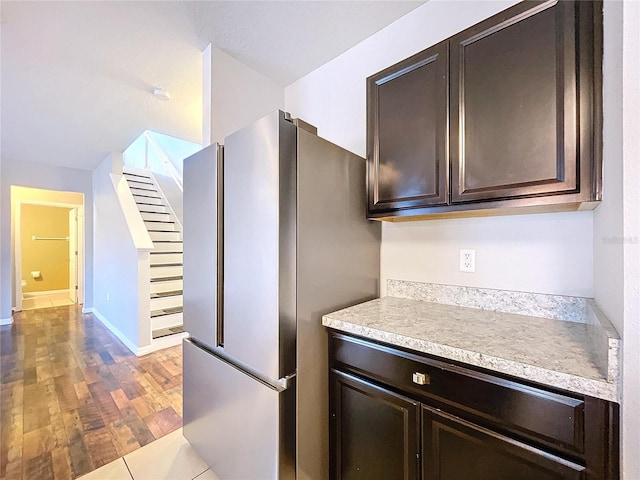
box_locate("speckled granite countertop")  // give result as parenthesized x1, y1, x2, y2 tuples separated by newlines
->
(323, 295, 620, 402)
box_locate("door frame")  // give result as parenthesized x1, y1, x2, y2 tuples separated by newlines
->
(68, 207, 81, 304)
(13, 199, 85, 311)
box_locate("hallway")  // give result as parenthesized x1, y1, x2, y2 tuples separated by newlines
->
(0, 305, 183, 480)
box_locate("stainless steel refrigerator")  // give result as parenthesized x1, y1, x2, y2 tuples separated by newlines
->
(182, 110, 380, 480)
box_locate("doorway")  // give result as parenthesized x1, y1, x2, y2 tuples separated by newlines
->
(11, 186, 85, 312)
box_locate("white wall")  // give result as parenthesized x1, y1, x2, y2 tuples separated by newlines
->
(620, 4, 640, 475)
(0, 165, 3, 322)
(92, 154, 144, 351)
(383, 212, 593, 296)
(284, 0, 593, 297)
(0, 159, 94, 319)
(595, 1, 624, 334)
(203, 44, 284, 146)
(594, 2, 640, 478)
(154, 172, 184, 227)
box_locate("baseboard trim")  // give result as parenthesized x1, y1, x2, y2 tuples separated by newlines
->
(137, 345, 154, 356)
(85, 307, 145, 356)
(0, 317, 13, 326)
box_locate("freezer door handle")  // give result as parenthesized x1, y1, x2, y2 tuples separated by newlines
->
(186, 338, 295, 392)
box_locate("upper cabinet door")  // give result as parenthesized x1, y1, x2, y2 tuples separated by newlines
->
(450, 0, 580, 203)
(367, 41, 449, 215)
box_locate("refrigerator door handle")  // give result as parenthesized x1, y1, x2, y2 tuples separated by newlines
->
(186, 339, 295, 392)
(216, 144, 225, 347)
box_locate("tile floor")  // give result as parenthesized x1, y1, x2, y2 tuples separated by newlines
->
(78, 429, 218, 480)
(21, 291, 75, 310)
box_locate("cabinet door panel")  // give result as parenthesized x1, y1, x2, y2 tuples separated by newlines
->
(422, 405, 585, 480)
(367, 41, 448, 214)
(330, 371, 419, 480)
(451, 0, 579, 203)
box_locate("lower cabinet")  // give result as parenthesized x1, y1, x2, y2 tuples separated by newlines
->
(331, 371, 419, 480)
(329, 332, 619, 480)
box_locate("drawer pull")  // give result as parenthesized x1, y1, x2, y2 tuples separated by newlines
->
(412, 372, 430, 385)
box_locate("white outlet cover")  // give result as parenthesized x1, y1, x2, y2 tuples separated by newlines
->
(460, 249, 476, 273)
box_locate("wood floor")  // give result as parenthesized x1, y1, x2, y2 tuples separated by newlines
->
(0, 305, 183, 480)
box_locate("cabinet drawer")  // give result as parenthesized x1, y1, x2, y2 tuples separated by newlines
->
(422, 405, 585, 480)
(331, 333, 585, 454)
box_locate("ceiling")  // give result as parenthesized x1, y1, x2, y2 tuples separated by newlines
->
(1, 1, 423, 171)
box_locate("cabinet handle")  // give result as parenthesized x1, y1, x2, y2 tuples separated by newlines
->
(412, 372, 430, 385)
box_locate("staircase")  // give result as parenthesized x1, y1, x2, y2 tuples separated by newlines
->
(123, 168, 184, 340)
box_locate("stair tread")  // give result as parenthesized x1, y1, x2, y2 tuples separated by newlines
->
(152, 326, 185, 339)
(151, 263, 183, 267)
(126, 180, 153, 185)
(144, 220, 175, 224)
(126, 178, 154, 185)
(136, 202, 166, 206)
(150, 276, 183, 282)
(150, 251, 183, 254)
(150, 290, 183, 299)
(124, 172, 151, 178)
(128, 181, 155, 187)
(134, 197, 161, 201)
(132, 193, 160, 198)
(151, 306, 183, 317)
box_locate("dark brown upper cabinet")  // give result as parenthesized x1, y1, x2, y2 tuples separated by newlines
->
(367, 41, 449, 213)
(367, 0, 602, 220)
(451, 0, 580, 203)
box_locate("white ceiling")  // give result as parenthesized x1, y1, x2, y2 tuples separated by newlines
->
(1, 1, 422, 171)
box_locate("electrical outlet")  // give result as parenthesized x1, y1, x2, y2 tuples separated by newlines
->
(460, 249, 476, 273)
(106, 292, 110, 302)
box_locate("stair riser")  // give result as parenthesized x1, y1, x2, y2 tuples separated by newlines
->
(138, 204, 167, 214)
(150, 279, 183, 294)
(127, 181, 156, 191)
(145, 221, 176, 232)
(151, 312, 183, 331)
(134, 196, 163, 206)
(151, 295, 183, 311)
(141, 212, 171, 222)
(151, 265, 183, 278)
(149, 231, 181, 242)
(151, 253, 183, 265)
(153, 242, 183, 253)
(130, 187, 160, 198)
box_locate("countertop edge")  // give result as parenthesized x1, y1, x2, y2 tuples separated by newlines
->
(323, 317, 619, 403)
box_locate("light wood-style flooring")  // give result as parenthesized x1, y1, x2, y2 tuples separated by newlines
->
(0, 305, 183, 480)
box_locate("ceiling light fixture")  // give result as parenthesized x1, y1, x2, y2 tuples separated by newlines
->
(153, 88, 171, 102)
